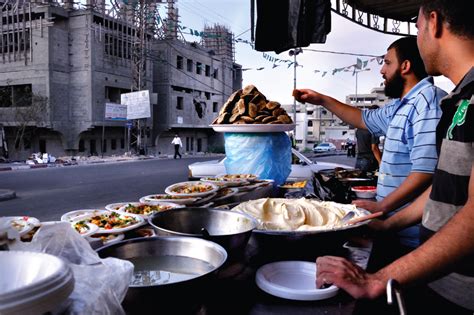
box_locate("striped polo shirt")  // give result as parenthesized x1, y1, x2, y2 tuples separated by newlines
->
(421, 67, 474, 310)
(362, 76, 446, 247)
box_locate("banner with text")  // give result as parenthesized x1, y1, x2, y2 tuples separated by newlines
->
(121, 90, 151, 120)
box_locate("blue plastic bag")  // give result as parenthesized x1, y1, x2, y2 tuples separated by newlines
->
(224, 132, 291, 185)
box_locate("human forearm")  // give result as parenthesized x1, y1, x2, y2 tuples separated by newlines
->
(371, 144, 382, 165)
(383, 186, 431, 231)
(377, 199, 474, 286)
(378, 172, 433, 214)
(293, 89, 366, 128)
(318, 94, 365, 128)
(376, 167, 474, 286)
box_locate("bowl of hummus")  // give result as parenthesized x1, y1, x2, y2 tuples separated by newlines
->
(231, 198, 371, 259)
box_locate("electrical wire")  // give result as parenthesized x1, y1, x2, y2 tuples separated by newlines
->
(303, 48, 383, 58)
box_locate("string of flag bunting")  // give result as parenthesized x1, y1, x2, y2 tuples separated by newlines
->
(158, 16, 385, 77)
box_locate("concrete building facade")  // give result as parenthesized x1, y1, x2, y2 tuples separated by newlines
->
(0, 2, 240, 160)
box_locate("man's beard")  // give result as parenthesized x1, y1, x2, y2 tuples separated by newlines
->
(384, 70, 405, 98)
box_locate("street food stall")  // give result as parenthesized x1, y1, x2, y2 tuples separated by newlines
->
(0, 85, 379, 315)
(0, 1, 421, 313)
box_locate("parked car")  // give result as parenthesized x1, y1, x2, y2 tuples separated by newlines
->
(188, 148, 351, 181)
(313, 142, 337, 153)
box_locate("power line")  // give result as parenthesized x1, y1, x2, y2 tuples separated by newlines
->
(303, 48, 382, 58)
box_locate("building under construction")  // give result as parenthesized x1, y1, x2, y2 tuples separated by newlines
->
(0, 0, 241, 159)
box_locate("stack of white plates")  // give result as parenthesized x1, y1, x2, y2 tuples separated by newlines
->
(0, 251, 75, 315)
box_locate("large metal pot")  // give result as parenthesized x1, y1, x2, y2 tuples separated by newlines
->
(148, 208, 258, 259)
(96, 236, 227, 314)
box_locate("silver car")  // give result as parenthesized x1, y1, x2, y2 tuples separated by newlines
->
(188, 148, 351, 181)
(313, 142, 337, 153)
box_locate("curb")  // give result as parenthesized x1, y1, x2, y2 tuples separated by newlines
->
(0, 189, 16, 201)
(0, 154, 224, 172)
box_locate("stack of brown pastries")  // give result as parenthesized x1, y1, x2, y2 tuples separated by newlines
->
(212, 85, 293, 125)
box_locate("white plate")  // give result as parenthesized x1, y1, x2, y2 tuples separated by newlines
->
(165, 181, 219, 197)
(118, 202, 184, 218)
(70, 221, 99, 238)
(105, 202, 136, 212)
(212, 187, 239, 201)
(60, 209, 109, 222)
(71, 211, 145, 234)
(193, 192, 217, 205)
(211, 123, 296, 133)
(237, 182, 266, 192)
(217, 173, 259, 183)
(200, 177, 230, 187)
(255, 261, 339, 301)
(3, 216, 39, 237)
(139, 194, 201, 205)
(86, 233, 125, 246)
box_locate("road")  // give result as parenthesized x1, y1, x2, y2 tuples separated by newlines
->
(0, 157, 217, 221)
(0, 154, 355, 222)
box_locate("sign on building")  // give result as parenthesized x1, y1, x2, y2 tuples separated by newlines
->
(105, 103, 127, 121)
(121, 90, 151, 120)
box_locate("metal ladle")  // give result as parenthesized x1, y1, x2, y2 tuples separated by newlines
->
(341, 211, 356, 224)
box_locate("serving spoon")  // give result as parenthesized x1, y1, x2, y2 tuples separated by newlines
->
(341, 211, 356, 224)
(346, 211, 383, 225)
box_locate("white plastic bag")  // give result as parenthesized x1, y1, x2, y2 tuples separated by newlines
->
(8, 222, 133, 315)
(224, 132, 292, 185)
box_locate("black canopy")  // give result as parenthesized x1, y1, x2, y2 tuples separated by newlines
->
(346, 0, 422, 22)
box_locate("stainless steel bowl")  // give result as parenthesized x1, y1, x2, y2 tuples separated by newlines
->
(148, 208, 258, 259)
(96, 236, 227, 314)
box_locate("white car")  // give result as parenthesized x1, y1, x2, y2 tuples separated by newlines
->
(313, 142, 337, 153)
(188, 148, 351, 181)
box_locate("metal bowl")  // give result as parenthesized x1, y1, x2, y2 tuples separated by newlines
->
(148, 207, 258, 259)
(96, 236, 227, 314)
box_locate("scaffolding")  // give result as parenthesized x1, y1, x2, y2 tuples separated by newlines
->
(202, 24, 234, 63)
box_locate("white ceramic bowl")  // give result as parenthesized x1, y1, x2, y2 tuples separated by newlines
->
(351, 186, 377, 199)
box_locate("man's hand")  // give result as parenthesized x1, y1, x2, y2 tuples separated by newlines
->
(292, 88, 365, 128)
(352, 199, 383, 213)
(292, 89, 326, 105)
(316, 256, 385, 299)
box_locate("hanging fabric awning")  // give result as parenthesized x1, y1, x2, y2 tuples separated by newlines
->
(251, 0, 423, 49)
(346, 0, 422, 22)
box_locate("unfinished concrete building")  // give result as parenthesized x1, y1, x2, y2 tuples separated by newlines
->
(0, 0, 241, 159)
(152, 20, 241, 155)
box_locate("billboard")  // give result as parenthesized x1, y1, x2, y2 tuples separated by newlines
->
(121, 90, 151, 120)
(105, 103, 127, 121)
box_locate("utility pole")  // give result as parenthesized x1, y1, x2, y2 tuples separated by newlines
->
(289, 47, 302, 147)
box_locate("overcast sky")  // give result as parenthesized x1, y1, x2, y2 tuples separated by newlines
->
(172, 0, 454, 104)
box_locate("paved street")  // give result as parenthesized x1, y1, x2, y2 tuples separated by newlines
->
(0, 157, 217, 221)
(0, 154, 356, 222)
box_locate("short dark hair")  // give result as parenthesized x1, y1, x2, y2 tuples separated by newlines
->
(388, 37, 428, 80)
(421, 0, 473, 39)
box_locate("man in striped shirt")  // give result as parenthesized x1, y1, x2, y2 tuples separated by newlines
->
(315, 0, 474, 312)
(294, 37, 446, 251)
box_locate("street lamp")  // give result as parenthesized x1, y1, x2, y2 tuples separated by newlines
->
(289, 47, 302, 144)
